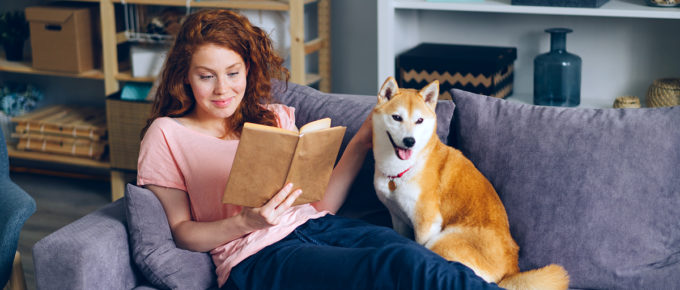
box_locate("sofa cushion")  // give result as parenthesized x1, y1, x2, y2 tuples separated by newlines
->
(273, 83, 455, 226)
(124, 184, 217, 290)
(449, 89, 680, 289)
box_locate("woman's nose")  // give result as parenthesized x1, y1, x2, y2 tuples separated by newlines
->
(214, 77, 229, 95)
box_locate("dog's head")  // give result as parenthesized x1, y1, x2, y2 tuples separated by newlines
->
(372, 77, 438, 167)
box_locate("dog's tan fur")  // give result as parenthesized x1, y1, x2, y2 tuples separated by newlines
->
(372, 77, 569, 289)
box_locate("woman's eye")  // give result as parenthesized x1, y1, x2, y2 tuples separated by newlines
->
(199, 75, 214, 80)
(392, 115, 402, 122)
(227, 72, 239, 77)
(415, 118, 423, 124)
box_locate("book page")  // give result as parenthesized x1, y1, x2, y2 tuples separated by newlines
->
(299, 118, 331, 134)
(285, 126, 346, 205)
(223, 124, 299, 207)
(244, 122, 299, 135)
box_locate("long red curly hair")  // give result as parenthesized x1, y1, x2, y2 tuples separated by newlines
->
(141, 9, 289, 138)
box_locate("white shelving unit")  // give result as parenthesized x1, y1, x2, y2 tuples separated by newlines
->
(377, 0, 680, 108)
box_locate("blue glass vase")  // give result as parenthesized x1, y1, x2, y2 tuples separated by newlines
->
(534, 28, 581, 107)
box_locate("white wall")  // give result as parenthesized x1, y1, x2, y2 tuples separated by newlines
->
(330, 0, 378, 95)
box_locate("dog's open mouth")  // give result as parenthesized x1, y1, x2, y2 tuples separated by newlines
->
(386, 132, 412, 160)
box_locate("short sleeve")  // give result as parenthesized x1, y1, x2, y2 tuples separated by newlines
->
(268, 104, 297, 131)
(137, 118, 187, 191)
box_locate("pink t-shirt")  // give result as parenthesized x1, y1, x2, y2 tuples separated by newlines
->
(137, 104, 327, 286)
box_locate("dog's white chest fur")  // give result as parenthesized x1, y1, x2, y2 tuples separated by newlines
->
(374, 172, 421, 237)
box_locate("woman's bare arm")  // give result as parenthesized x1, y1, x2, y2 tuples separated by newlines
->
(313, 114, 372, 214)
(146, 183, 302, 252)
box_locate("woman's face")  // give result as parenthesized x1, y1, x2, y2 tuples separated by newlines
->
(186, 43, 247, 121)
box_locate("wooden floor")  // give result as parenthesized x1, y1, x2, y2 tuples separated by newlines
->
(11, 171, 111, 290)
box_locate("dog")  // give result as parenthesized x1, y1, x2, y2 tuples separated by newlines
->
(372, 77, 569, 289)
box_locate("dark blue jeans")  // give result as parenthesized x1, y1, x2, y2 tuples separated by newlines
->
(224, 214, 502, 290)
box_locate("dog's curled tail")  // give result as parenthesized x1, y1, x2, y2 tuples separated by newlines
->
(498, 264, 569, 290)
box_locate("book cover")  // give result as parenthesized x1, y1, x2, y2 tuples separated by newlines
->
(223, 118, 346, 207)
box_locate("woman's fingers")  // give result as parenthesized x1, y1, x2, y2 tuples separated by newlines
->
(276, 188, 302, 212)
(239, 183, 304, 231)
(265, 183, 294, 210)
(262, 183, 302, 216)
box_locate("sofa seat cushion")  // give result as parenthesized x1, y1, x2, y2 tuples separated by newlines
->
(125, 184, 217, 290)
(449, 89, 680, 289)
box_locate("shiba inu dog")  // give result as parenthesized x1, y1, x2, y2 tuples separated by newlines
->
(372, 77, 569, 289)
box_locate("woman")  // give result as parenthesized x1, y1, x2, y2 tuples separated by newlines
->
(138, 8, 499, 290)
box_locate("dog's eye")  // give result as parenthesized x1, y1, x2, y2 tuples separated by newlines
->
(392, 115, 402, 122)
(415, 118, 424, 124)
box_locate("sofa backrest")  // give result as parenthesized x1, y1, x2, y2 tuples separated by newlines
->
(450, 88, 680, 289)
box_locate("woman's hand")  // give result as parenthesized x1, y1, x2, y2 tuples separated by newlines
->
(353, 113, 373, 150)
(312, 113, 373, 213)
(239, 183, 302, 231)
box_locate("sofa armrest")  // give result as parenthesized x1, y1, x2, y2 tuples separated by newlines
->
(33, 200, 141, 290)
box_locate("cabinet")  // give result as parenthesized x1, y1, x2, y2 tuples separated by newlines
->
(377, 0, 680, 108)
(1, 0, 332, 200)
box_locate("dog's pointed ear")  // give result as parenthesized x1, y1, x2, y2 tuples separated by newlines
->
(378, 77, 399, 104)
(420, 80, 439, 111)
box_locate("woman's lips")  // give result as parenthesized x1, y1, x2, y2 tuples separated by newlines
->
(212, 98, 233, 108)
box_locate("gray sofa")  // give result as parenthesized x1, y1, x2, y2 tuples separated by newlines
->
(33, 83, 680, 289)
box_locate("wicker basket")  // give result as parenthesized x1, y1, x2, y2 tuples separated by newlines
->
(106, 95, 153, 171)
(645, 0, 679, 7)
(613, 96, 641, 108)
(646, 78, 680, 108)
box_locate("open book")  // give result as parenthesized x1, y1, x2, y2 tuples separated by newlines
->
(223, 118, 346, 207)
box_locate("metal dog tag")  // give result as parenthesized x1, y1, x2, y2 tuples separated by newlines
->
(388, 180, 396, 191)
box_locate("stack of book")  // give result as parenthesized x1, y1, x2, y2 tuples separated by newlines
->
(11, 106, 108, 160)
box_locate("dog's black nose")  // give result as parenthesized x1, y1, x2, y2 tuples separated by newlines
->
(403, 137, 416, 148)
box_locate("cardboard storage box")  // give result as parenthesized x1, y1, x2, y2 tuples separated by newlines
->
(106, 94, 153, 171)
(396, 43, 517, 99)
(25, 5, 95, 73)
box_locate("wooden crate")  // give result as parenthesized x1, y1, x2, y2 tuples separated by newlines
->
(13, 132, 108, 160)
(10, 105, 108, 160)
(12, 106, 107, 140)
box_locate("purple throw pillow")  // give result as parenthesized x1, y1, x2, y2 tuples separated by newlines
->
(125, 184, 217, 289)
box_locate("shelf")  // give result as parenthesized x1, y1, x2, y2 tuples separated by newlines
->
(378, 0, 680, 108)
(110, 0, 290, 11)
(0, 57, 105, 80)
(116, 71, 157, 83)
(7, 145, 111, 169)
(394, 0, 680, 19)
(505, 94, 614, 109)
(114, 71, 322, 86)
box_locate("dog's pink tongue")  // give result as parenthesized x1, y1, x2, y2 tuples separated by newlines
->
(397, 148, 412, 160)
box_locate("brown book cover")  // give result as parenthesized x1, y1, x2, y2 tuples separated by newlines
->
(223, 118, 346, 207)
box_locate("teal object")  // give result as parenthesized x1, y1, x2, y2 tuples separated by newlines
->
(121, 83, 152, 101)
(534, 28, 582, 107)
